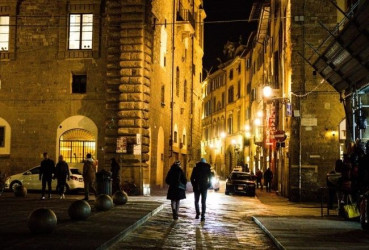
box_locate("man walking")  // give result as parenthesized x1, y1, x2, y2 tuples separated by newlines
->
(55, 155, 70, 199)
(264, 167, 273, 192)
(256, 168, 263, 189)
(83, 153, 97, 200)
(191, 158, 211, 221)
(39, 152, 55, 199)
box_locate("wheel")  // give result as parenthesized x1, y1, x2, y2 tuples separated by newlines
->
(225, 190, 229, 195)
(10, 181, 22, 192)
(214, 188, 219, 192)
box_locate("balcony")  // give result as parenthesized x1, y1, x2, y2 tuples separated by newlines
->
(176, 4, 195, 34)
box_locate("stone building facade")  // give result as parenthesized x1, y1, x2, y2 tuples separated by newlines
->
(249, 0, 346, 201)
(0, 0, 204, 192)
(202, 54, 250, 178)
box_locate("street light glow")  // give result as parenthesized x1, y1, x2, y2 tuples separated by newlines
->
(254, 118, 261, 126)
(220, 132, 226, 138)
(244, 124, 250, 131)
(257, 111, 263, 118)
(263, 85, 272, 98)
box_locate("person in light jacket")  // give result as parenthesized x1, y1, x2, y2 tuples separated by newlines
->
(83, 153, 97, 201)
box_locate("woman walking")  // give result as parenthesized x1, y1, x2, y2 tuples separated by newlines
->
(165, 161, 187, 220)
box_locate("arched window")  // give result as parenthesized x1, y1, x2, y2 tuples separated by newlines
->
(227, 114, 233, 134)
(184, 79, 187, 102)
(176, 67, 180, 97)
(160, 26, 167, 67)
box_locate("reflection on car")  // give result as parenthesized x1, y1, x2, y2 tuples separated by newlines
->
(209, 169, 220, 191)
(5, 166, 84, 193)
(225, 172, 256, 196)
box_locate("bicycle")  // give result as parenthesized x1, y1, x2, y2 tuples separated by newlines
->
(121, 180, 140, 196)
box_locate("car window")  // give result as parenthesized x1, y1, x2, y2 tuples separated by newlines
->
(70, 169, 82, 175)
(30, 167, 40, 175)
(231, 173, 252, 180)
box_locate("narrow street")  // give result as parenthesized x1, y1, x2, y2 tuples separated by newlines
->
(109, 184, 278, 249)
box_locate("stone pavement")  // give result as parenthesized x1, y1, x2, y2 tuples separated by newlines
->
(254, 190, 369, 250)
(0, 192, 164, 250)
(1, 187, 369, 249)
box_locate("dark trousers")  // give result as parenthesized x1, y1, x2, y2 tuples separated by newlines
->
(265, 180, 272, 192)
(41, 177, 52, 197)
(57, 179, 67, 195)
(84, 181, 97, 199)
(194, 189, 208, 216)
(256, 179, 262, 189)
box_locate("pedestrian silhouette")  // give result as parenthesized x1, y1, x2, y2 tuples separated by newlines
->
(191, 158, 211, 221)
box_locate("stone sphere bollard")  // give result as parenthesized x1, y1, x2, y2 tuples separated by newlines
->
(113, 190, 128, 205)
(27, 208, 57, 234)
(14, 185, 27, 197)
(95, 194, 113, 211)
(68, 200, 91, 220)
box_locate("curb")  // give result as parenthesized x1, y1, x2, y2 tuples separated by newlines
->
(252, 216, 285, 250)
(97, 203, 166, 250)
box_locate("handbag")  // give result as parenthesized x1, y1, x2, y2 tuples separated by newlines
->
(177, 172, 186, 190)
(178, 182, 186, 190)
(344, 203, 360, 219)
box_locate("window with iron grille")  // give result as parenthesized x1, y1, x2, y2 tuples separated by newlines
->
(59, 140, 96, 163)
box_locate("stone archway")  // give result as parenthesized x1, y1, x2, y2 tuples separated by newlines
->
(56, 116, 98, 170)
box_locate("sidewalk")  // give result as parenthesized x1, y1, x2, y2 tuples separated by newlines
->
(0, 192, 165, 250)
(254, 190, 369, 250)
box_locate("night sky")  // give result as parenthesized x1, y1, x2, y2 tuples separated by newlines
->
(203, 0, 256, 72)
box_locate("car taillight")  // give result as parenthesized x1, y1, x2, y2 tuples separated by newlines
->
(70, 176, 78, 181)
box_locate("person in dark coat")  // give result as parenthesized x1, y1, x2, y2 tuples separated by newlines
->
(39, 152, 55, 199)
(264, 167, 273, 192)
(54, 155, 70, 199)
(191, 158, 211, 221)
(165, 161, 187, 220)
(256, 168, 263, 189)
(111, 157, 121, 194)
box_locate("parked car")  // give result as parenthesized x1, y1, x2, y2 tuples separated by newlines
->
(5, 166, 84, 193)
(209, 169, 220, 191)
(225, 171, 256, 196)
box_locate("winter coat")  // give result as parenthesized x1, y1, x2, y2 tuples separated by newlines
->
(39, 158, 55, 180)
(264, 169, 273, 182)
(165, 163, 187, 200)
(190, 162, 211, 192)
(55, 160, 70, 182)
(83, 159, 96, 183)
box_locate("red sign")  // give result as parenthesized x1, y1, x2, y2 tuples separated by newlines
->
(273, 130, 287, 142)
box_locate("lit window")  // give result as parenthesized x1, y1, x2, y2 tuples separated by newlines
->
(69, 14, 93, 50)
(0, 16, 9, 51)
(72, 74, 87, 94)
(160, 26, 167, 67)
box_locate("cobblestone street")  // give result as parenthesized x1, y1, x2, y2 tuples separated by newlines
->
(109, 186, 279, 249)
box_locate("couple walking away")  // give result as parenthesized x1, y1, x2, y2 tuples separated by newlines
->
(165, 158, 211, 221)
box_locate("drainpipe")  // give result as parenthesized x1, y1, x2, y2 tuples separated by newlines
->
(170, 0, 176, 158)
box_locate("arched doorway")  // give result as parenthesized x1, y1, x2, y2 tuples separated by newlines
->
(156, 127, 165, 187)
(56, 116, 97, 170)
